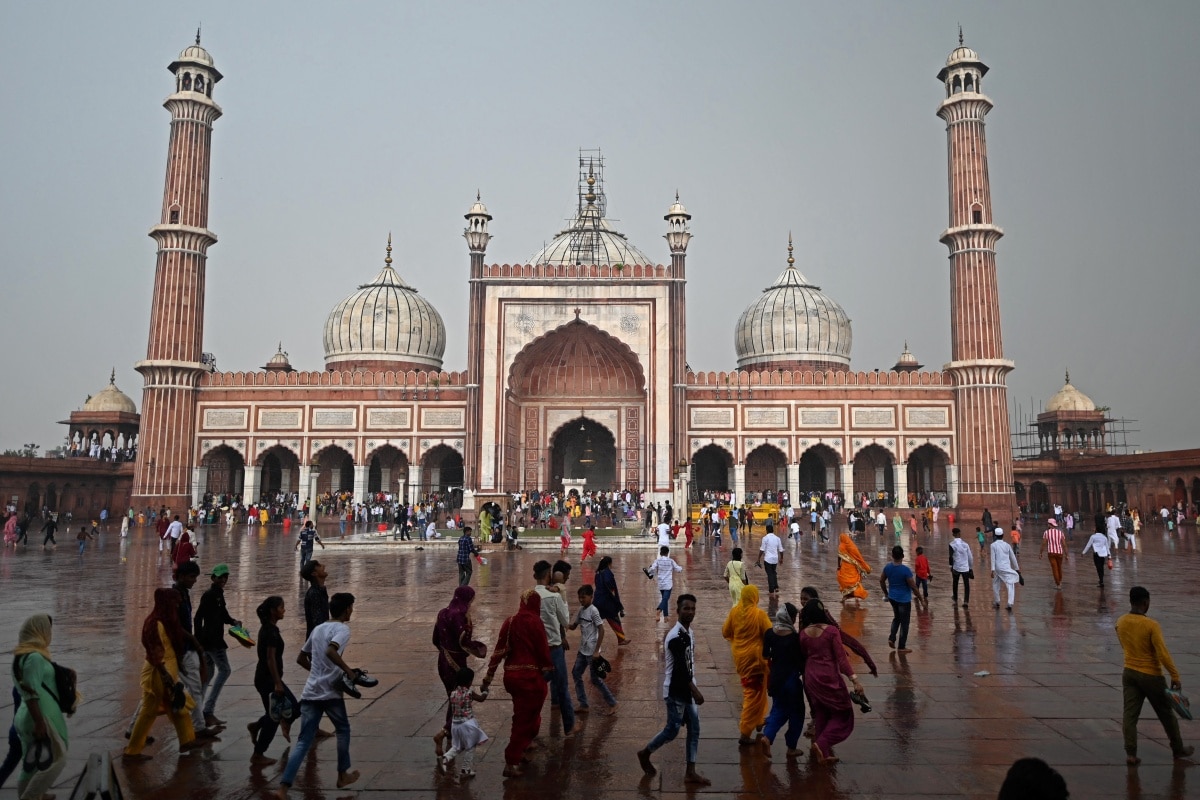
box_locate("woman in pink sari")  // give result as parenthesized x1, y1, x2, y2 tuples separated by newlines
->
(797, 599, 864, 764)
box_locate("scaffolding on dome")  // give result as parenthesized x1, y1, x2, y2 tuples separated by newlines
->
(565, 148, 610, 267)
(1009, 397, 1139, 461)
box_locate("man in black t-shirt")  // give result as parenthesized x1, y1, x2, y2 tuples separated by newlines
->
(301, 560, 330, 637)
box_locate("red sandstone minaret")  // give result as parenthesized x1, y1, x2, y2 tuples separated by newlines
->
(664, 194, 691, 480)
(937, 32, 1015, 515)
(132, 33, 222, 512)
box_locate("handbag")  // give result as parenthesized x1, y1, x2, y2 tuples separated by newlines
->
(1107, 558, 1114, 570)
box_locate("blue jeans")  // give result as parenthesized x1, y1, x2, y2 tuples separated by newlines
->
(572, 651, 616, 707)
(280, 698, 351, 787)
(657, 589, 672, 617)
(645, 696, 700, 763)
(300, 546, 314, 568)
(547, 646, 575, 732)
(763, 674, 806, 748)
(202, 649, 232, 716)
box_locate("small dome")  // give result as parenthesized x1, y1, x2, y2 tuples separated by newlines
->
(179, 44, 214, 66)
(945, 45, 980, 67)
(892, 342, 922, 372)
(323, 237, 446, 371)
(264, 344, 293, 372)
(666, 192, 690, 219)
(734, 237, 852, 371)
(83, 372, 137, 414)
(1045, 372, 1096, 413)
(466, 195, 492, 220)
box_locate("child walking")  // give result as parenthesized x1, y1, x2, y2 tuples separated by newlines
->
(569, 585, 617, 714)
(441, 667, 488, 780)
(914, 546, 931, 609)
(976, 527, 987, 559)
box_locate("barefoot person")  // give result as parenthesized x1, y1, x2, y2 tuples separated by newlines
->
(722, 585, 772, 747)
(637, 594, 710, 786)
(249, 596, 295, 766)
(432, 587, 487, 760)
(880, 546, 917, 653)
(797, 600, 864, 765)
(274, 593, 363, 798)
(1116, 586, 1193, 765)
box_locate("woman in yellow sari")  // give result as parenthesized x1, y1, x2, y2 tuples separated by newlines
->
(837, 533, 871, 602)
(721, 584, 773, 746)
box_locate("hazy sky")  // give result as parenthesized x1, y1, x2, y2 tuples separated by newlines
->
(1, 1, 1197, 455)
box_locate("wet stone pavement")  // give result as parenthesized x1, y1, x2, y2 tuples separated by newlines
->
(0, 520, 1197, 800)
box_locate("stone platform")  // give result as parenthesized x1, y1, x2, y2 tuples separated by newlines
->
(0, 519, 1196, 799)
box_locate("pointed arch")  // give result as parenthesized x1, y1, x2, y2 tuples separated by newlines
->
(745, 444, 788, 497)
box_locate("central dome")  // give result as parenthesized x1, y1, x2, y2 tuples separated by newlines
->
(527, 158, 655, 266)
(323, 237, 446, 372)
(734, 238, 852, 371)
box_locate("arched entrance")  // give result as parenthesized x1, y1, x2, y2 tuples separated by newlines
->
(548, 418, 616, 492)
(507, 319, 647, 493)
(693, 444, 732, 494)
(1173, 478, 1187, 509)
(45, 484, 58, 514)
(258, 446, 300, 497)
(852, 445, 895, 500)
(26, 483, 41, 516)
(368, 445, 409, 495)
(202, 445, 245, 497)
(798, 445, 840, 493)
(314, 446, 354, 495)
(745, 445, 787, 497)
(907, 444, 949, 496)
(421, 445, 464, 497)
(1030, 481, 1050, 514)
(1193, 478, 1200, 512)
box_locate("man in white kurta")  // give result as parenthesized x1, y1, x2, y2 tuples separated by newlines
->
(989, 530, 1021, 610)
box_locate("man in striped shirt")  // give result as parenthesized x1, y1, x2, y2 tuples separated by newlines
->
(1038, 518, 1066, 590)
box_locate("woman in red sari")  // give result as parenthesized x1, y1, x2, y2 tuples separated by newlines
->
(797, 600, 864, 764)
(432, 586, 487, 759)
(482, 590, 552, 778)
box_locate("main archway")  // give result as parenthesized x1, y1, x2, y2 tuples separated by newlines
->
(549, 417, 617, 492)
(745, 445, 787, 497)
(852, 444, 895, 501)
(202, 445, 245, 497)
(693, 444, 733, 495)
(507, 319, 647, 492)
(798, 445, 841, 493)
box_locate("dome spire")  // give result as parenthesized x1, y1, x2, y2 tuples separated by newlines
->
(110, 367, 116, 385)
(1065, 367, 1070, 385)
(385, 233, 393, 267)
(787, 233, 795, 268)
(957, 23, 963, 47)
(196, 25, 202, 46)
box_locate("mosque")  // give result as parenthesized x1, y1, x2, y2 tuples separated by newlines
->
(115, 35, 1017, 519)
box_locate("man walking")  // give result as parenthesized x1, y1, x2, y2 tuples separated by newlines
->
(302, 560, 330, 637)
(274, 593, 363, 797)
(637, 595, 709, 786)
(1038, 518, 1066, 590)
(949, 527, 973, 608)
(295, 520, 325, 568)
(1115, 586, 1193, 765)
(989, 529, 1021, 612)
(754, 524, 784, 597)
(647, 546, 683, 622)
(456, 527, 480, 587)
(533, 560, 575, 737)
(194, 564, 241, 729)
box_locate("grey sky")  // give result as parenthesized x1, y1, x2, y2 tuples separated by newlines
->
(1, 1, 1197, 455)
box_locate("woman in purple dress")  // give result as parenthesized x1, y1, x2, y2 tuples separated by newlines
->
(432, 586, 487, 758)
(797, 600, 864, 764)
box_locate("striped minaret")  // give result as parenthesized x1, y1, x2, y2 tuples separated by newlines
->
(132, 34, 223, 513)
(936, 34, 1015, 516)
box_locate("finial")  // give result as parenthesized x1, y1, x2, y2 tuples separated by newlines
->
(476, 189, 481, 201)
(110, 367, 116, 385)
(903, 340, 909, 352)
(196, 25, 202, 45)
(277, 342, 284, 354)
(1065, 367, 1070, 385)
(675, 189, 680, 202)
(573, 307, 582, 319)
(786, 232, 795, 267)
(958, 24, 963, 46)
(385, 233, 393, 266)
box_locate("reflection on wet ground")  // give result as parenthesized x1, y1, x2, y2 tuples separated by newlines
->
(0, 519, 1196, 799)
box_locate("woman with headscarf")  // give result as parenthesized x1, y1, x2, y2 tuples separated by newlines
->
(12, 614, 70, 799)
(837, 533, 871, 602)
(721, 584, 773, 747)
(799, 587, 877, 677)
(592, 556, 630, 645)
(481, 590, 552, 779)
(172, 526, 197, 569)
(124, 588, 197, 758)
(432, 586, 487, 759)
(797, 600, 864, 764)
(759, 602, 805, 758)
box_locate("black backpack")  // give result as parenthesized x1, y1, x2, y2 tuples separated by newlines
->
(14, 653, 78, 717)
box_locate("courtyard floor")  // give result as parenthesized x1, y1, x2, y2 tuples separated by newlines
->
(0, 517, 1196, 799)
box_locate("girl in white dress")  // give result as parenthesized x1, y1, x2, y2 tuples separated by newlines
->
(441, 667, 488, 779)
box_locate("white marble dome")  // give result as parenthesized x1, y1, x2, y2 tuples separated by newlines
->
(734, 240, 852, 370)
(84, 373, 137, 414)
(528, 203, 654, 267)
(179, 43, 214, 66)
(323, 239, 446, 371)
(1045, 375, 1096, 413)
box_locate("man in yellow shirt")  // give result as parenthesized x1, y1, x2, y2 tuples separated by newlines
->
(1114, 586, 1193, 765)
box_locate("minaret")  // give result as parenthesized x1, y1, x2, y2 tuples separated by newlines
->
(132, 34, 223, 511)
(463, 193, 493, 497)
(664, 193, 692, 479)
(936, 33, 1015, 514)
